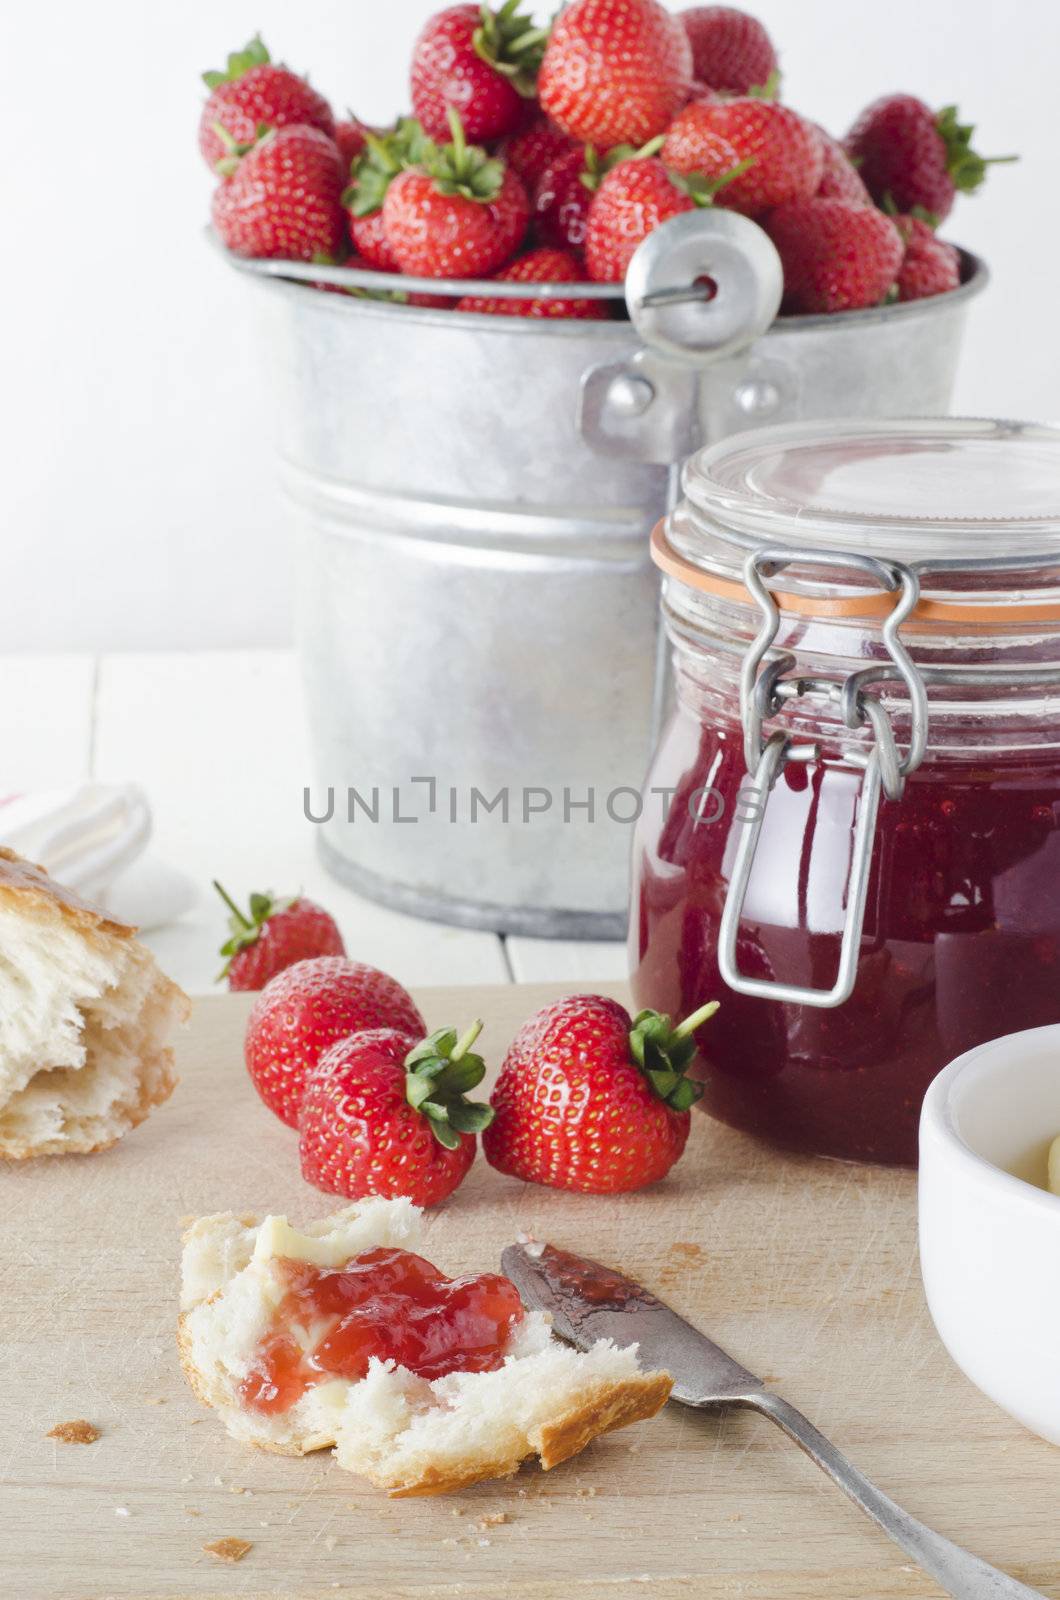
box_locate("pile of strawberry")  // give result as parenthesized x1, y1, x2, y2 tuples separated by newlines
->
(214, 880, 719, 1205)
(202, 3, 1009, 318)
(243, 952, 719, 1206)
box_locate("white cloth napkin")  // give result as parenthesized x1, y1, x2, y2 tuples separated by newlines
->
(0, 783, 196, 930)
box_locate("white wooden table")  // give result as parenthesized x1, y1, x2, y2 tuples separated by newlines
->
(0, 652, 627, 995)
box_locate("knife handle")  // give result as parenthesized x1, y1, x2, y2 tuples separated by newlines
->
(746, 1391, 1043, 1599)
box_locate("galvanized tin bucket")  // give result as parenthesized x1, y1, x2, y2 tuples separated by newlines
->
(225, 216, 987, 937)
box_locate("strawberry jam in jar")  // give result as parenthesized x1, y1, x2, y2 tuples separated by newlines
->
(631, 419, 1060, 1165)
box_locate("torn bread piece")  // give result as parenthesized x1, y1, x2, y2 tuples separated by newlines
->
(0, 847, 189, 1158)
(179, 1199, 672, 1495)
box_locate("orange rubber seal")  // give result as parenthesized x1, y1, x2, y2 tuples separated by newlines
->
(650, 521, 1060, 627)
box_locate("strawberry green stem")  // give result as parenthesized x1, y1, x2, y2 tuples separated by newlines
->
(213, 879, 251, 929)
(451, 1018, 484, 1062)
(671, 1001, 720, 1041)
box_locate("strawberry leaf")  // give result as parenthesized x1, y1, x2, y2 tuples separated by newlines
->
(404, 1020, 495, 1145)
(672, 156, 755, 207)
(425, 1114, 463, 1150)
(202, 34, 271, 90)
(935, 104, 1018, 195)
(473, 0, 551, 98)
(348, 119, 433, 215)
(628, 1002, 719, 1110)
(213, 879, 295, 978)
(747, 69, 781, 102)
(425, 110, 505, 203)
(446, 1101, 494, 1134)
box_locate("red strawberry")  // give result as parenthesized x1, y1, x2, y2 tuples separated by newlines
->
(299, 1021, 493, 1208)
(539, 0, 693, 149)
(895, 215, 961, 302)
(410, 2, 550, 144)
(457, 247, 607, 318)
(533, 141, 642, 252)
(584, 157, 697, 283)
(244, 955, 425, 1129)
(533, 145, 597, 252)
(663, 98, 823, 217)
(680, 6, 778, 95)
(766, 197, 904, 314)
(845, 96, 1013, 224)
(335, 116, 371, 171)
(382, 112, 529, 278)
(815, 128, 871, 205)
(349, 208, 397, 270)
(344, 119, 432, 268)
(212, 125, 346, 261)
(214, 881, 345, 991)
(482, 995, 718, 1194)
(499, 116, 577, 191)
(199, 36, 334, 172)
(660, 105, 744, 191)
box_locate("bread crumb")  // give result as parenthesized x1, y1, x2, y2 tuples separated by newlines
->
(204, 1538, 252, 1564)
(727, 1513, 743, 1523)
(184, 1508, 202, 1517)
(228, 1484, 249, 1495)
(47, 1420, 100, 1445)
(576, 1486, 598, 1499)
(115, 1507, 131, 1518)
(479, 1513, 508, 1528)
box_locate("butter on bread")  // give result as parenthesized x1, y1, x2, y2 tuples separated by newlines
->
(178, 1199, 672, 1496)
(0, 846, 188, 1158)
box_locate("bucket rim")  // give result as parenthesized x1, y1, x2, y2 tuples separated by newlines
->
(222, 240, 989, 341)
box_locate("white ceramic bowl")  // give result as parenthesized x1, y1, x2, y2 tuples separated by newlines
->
(920, 1023, 1060, 1446)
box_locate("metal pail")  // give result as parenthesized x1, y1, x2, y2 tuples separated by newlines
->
(229, 218, 987, 937)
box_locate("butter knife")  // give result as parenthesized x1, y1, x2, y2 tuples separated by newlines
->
(502, 1241, 1043, 1600)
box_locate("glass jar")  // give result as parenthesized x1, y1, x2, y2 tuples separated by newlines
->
(630, 418, 1060, 1166)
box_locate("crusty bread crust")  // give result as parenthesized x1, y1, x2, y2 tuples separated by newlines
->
(0, 846, 135, 939)
(382, 1370, 673, 1497)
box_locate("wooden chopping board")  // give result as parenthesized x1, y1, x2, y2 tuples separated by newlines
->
(3, 984, 1059, 1600)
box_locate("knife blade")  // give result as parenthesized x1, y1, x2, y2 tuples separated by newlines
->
(501, 1241, 763, 1407)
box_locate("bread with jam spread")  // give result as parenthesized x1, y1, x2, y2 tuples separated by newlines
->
(178, 1198, 672, 1496)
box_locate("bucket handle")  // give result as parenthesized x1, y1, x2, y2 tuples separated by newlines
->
(578, 211, 784, 464)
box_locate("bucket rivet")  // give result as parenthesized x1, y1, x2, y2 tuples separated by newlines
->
(734, 378, 781, 416)
(608, 373, 655, 418)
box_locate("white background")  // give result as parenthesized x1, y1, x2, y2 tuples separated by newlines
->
(2, 0, 1056, 654)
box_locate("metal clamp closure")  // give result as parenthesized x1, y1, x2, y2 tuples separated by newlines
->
(721, 546, 924, 1010)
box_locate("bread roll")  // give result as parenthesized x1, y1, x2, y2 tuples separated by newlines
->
(0, 847, 188, 1158)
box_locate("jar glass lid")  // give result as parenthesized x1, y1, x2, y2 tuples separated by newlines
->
(670, 418, 1060, 612)
(683, 416, 1060, 548)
